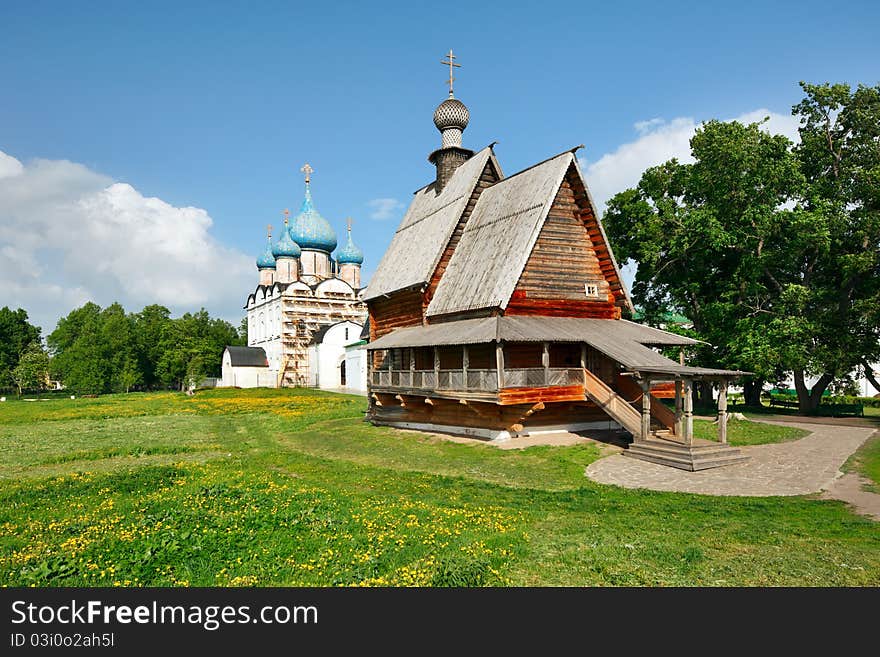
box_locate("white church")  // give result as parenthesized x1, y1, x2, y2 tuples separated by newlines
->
(220, 164, 368, 392)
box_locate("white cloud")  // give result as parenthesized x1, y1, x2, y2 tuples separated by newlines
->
(0, 151, 24, 179)
(367, 197, 404, 221)
(581, 109, 801, 214)
(0, 150, 253, 334)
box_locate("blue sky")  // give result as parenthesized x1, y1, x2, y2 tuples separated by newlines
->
(1, 0, 878, 332)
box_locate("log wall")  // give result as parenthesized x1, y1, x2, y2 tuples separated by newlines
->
(506, 170, 622, 319)
(370, 394, 611, 433)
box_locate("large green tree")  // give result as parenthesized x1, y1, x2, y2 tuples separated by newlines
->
(603, 82, 880, 413)
(156, 309, 242, 390)
(10, 342, 50, 396)
(788, 82, 880, 409)
(604, 118, 805, 405)
(0, 307, 41, 389)
(131, 305, 172, 389)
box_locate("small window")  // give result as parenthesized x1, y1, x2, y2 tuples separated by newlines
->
(584, 283, 599, 298)
(345, 327, 349, 340)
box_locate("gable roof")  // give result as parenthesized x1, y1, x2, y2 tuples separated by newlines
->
(225, 346, 268, 367)
(362, 146, 501, 301)
(426, 150, 573, 317)
(426, 150, 632, 317)
(309, 320, 363, 345)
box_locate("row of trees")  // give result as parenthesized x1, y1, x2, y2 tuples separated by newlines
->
(604, 82, 880, 412)
(0, 303, 245, 395)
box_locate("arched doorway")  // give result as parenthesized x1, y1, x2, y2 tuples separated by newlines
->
(340, 360, 347, 387)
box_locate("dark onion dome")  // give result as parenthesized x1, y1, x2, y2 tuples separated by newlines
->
(256, 235, 276, 269)
(272, 220, 301, 258)
(337, 226, 364, 265)
(433, 97, 470, 132)
(290, 181, 337, 252)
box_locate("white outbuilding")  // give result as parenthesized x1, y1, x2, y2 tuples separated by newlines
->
(221, 346, 275, 388)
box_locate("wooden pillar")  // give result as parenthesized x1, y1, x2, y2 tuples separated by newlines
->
(366, 348, 373, 404)
(580, 344, 587, 370)
(717, 379, 728, 444)
(683, 378, 694, 445)
(462, 345, 469, 389)
(542, 342, 550, 386)
(639, 378, 652, 442)
(674, 378, 683, 438)
(410, 348, 416, 389)
(495, 342, 505, 390)
(434, 346, 440, 388)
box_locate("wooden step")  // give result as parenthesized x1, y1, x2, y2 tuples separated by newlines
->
(625, 441, 749, 471)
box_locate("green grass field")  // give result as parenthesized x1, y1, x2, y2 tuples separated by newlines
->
(1, 389, 877, 586)
(844, 433, 880, 493)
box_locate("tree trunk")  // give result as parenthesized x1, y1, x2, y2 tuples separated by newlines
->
(793, 369, 834, 414)
(694, 381, 712, 406)
(862, 360, 880, 396)
(742, 379, 764, 407)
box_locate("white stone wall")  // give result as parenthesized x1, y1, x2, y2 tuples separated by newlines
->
(344, 343, 368, 392)
(310, 321, 363, 390)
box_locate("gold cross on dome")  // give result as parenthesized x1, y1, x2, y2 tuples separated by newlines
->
(346, 217, 353, 233)
(300, 163, 313, 183)
(440, 49, 460, 97)
(266, 224, 272, 239)
(282, 208, 290, 225)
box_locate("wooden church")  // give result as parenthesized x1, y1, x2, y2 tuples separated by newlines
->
(363, 53, 748, 470)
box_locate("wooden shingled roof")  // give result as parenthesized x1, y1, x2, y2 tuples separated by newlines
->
(425, 150, 632, 318)
(362, 146, 501, 301)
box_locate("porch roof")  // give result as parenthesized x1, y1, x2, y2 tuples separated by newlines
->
(366, 316, 750, 378)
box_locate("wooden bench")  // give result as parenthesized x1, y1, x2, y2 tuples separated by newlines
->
(769, 397, 864, 417)
(816, 403, 864, 417)
(769, 397, 799, 409)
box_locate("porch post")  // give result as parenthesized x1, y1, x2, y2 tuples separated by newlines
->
(717, 379, 728, 444)
(410, 348, 416, 388)
(462, 345, 469, 390)
(580, 344, 587, 385)
(542, 342, 550, 386)
(434, 346, 440, 388)
(674, 378, 683, 438)
(683, 378, 694, 445)
(495, 341, 505, 390)
(639, 378, 652, 442)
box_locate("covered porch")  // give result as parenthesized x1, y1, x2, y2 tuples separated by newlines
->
(366, 315, 749, 468)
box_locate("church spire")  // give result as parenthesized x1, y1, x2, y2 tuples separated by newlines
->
(428, 49, 474, 192)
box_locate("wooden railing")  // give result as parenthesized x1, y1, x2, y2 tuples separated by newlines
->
(582, 368, 642, 437)
(371, 368, 584, 393)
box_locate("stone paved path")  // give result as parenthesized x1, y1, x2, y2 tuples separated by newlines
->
(585, 420, 876, 498)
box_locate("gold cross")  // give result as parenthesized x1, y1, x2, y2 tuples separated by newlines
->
(300, 163, 313, 183)
(346, 217, 353, 233)
(282, 208, 290, 225)
(440, 49, 460, 97)
(266, 224, 272, 239)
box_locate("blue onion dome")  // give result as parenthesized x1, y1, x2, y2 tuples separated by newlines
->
(337, 223, 364, 265)
(272, 218, 301, 258)
(289, 177, 337, 252)
(256, 233, 276, 269)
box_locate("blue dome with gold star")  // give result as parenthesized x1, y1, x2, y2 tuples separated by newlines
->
(337, 226, 364, 265)
(272, 221, 301, 258)
(256, 237, 276, 269)
(289, 176, 337, 253)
